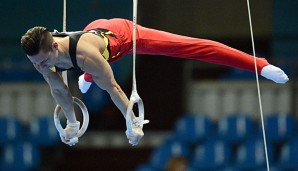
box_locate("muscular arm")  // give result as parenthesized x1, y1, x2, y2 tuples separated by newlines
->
(34, 64, 77, 123)
(77, 34, 145, 145)
(79, 47, 129, 119)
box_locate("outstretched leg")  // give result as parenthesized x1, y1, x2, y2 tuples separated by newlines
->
(78, 23, 288, 93)
(134, 25, 288, 83)
(134, 25, 268, 73)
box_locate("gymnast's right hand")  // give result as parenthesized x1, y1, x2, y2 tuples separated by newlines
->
(60, 121, 80, 146)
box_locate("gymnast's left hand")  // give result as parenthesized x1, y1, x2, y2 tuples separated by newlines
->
(125, 125, 144, 146)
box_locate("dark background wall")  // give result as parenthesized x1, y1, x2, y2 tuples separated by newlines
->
(0, 0, 273, 62)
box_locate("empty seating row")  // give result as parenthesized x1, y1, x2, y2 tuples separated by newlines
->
(0, 116, 60, 146)
(0, 116, 62, 171)
(174, 113, 297, 145)
(136, 137, 298, 171)
(135, 113, 298, 171)
(0, 142, 40, 171)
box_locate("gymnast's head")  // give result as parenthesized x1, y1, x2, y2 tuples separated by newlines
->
(21, 27, 54, 55)
(21, 27, 59, 68)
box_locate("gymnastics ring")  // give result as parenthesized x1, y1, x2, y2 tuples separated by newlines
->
(125, 91, 148, 137)
(54, 97, 89, 143)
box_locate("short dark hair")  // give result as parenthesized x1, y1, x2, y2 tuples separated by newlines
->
(21, 26, 53, 56)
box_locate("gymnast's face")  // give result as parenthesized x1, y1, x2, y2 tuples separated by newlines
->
(27, 42, 58, 69)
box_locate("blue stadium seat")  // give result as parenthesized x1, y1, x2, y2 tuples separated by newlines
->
(218, 114, 257, 144)
(0, 116, 23, 144)
(0, 142, 40, 171)
(134, 163, 160, 171)
(256, 166, 281, 171)
(150, 141, 190, 170)
(264, 114, 296, 143)
(29, 116, 59, 146)
(173, 115, 215, 144)
(234, 138, 274, 170)
(190, 139, 232, 170)
(277, 138, 298, 170)
(218, 167, 241, 171)
(212, 166, 279, 171)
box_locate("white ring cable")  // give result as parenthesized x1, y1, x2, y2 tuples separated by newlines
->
(62, 0, 67, 84)
(125, 0, 149, 145)
(246, 1, 270, 170)
(53, 0, 89, 146)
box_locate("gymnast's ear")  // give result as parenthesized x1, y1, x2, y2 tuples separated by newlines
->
(52, 42, 58, 49)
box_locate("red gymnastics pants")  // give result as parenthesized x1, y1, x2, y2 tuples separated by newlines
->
(83, 18, 269, 82)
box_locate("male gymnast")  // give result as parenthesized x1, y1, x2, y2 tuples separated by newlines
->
(21, 18, 289, 145)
